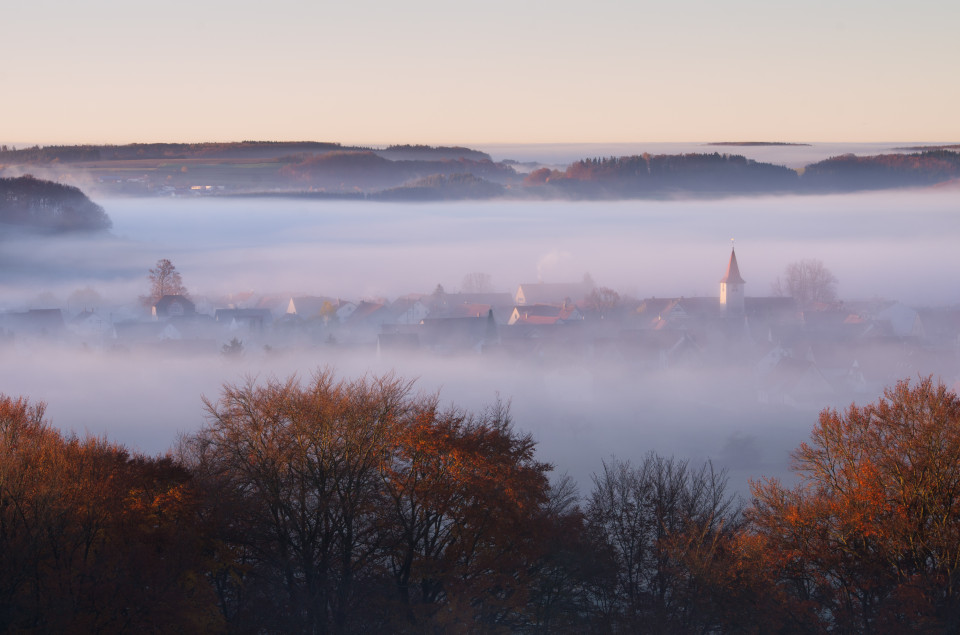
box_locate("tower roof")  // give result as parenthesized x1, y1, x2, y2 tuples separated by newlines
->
(720, 248, 746, 284)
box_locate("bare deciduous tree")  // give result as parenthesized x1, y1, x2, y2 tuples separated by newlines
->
(584, 453, 741, 632)
(460, 272, 493, 294)
(146, 258, 187, 305)
(584, 286, 621, 319)
(772, 259, 837, 308)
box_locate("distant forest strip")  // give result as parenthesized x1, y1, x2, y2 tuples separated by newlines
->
(0, 141, 492, 164)
(526, 150, 960, 196)
(2, 142, 959, 201)
(706, 141, 813, 146)
(1, 374, 959, 632)
(893, 144, 960, 151)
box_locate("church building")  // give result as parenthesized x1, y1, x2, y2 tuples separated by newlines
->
(719, 246, 746, 314)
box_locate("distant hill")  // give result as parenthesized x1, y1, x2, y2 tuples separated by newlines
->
(892, 144, 960, 151)
(0, 141, 365, 163)
(279, 151, 517, 191)
(707, 141, 812, 147)
(0, 141, 493, 165)
(3, 142, 959, 201)
(801, 150, 960, 191)
(524, 150, 960, 198)
(0, 175, 111, 232)
(524, 153, 800, 197)
(375, 145, 492, 162)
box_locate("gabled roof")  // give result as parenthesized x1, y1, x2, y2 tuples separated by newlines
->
(635, 297, 722, 323)
(509, 303, 583, 325)
(346, 301, 389, 324)
(720, 248, 746, 284)
(515, 282, 593, 306)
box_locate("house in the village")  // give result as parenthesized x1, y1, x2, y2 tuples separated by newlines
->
(379, 309, 500, 356)
(418, 310, 499, 355)
(429, 292, 515, 323)
(0, 309, 66, 339)
(152, 295, 196, 319)
(388, 297, 430, 325)
(508, 303, 584, 326)
(68, 309, 115, 343)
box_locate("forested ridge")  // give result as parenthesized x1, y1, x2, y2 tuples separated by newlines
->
(0, 142, 490, 164)
(525, 153, 800, 195)
(277, 151, 513, 191)
(0, 175, 111, 232)
(2, 372, 959, 633)
(526, 149, 960, 195)
(0, 141, 361, 163)
(3, 142, 958, 200)
(801, 150, 960, 190)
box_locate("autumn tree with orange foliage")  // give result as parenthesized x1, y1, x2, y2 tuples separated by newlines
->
(183, 371, 412, 633)
(380, 398, 551, 630)
(749, 377, 960, 632)
(0, 395, 219, 632)
(183, 369, 553, 633)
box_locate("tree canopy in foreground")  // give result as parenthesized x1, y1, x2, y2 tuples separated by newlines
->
(3, 372, 960, 632)
(750, 377, 960, 632)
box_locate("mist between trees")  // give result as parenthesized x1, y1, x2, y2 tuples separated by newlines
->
(1, 370, 958, 633)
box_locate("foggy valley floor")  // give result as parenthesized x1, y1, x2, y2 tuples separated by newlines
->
(1, 189, 959, 496)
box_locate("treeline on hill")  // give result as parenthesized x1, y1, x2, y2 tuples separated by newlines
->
(2, 373, 959, 633)
(0, 142, 492, 164)
(3, 142, 959, 199)
(801, 150, 960, 190)
(526, 150, 960, 197)
(0, 175, 111, 232)
(278, 151, 515, 191)
(0, 141, 360, 163)
(525, 153, 800, 196)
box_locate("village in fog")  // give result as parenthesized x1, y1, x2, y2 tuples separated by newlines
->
(4, 0, 960, 625)
(1, 184, 958, 494)
(3, 244, 957, 415)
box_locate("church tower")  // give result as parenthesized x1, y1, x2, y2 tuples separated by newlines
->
(720, 245, 745, 314)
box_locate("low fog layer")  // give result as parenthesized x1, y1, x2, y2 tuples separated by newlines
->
(2, 342, 812, 497)
(3, 190, 958, 306)
(1, 189, 958, 496)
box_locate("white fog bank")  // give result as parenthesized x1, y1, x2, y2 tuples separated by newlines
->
(1, 189, 958, 497)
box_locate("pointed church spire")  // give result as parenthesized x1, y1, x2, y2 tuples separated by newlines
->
(720, 246, 746, 285)
(720, 242, 745, 314)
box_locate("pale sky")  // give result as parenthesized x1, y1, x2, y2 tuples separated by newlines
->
(3, 0, 958, 146)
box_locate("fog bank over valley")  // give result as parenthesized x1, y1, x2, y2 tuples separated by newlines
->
(1, 189, 959, 495)
(3, 190, 958, 306)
